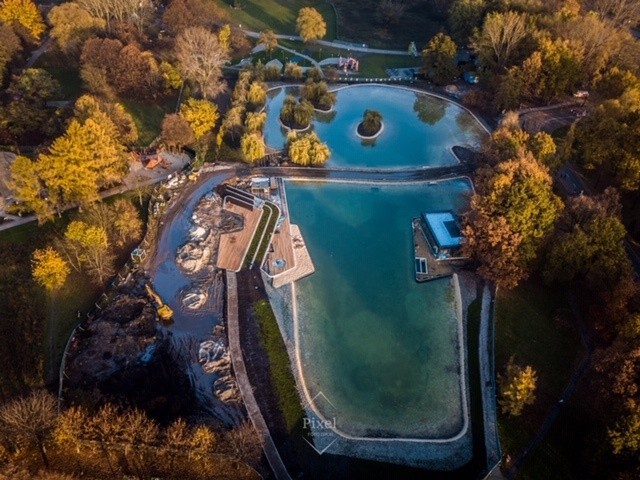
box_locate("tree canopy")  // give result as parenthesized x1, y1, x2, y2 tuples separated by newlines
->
(422, 33, 458, 86)
(296, 7, 326, 43)
(0, 0, 45, 41)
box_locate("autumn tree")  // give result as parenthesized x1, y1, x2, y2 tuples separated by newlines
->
(84, 199, 143, 247)
(175, 26, 229, 99)
(0, 21, 21, 83)
(0, 391, 57, 469)
(161, 113, 195, 151)
(472, 10, 528, 71)
(246, 81, 267, 111)
(179, 98, 219, 141)
(62, 220, 114, 284)
(283, 61, 303, 80)
(223, 421, 263, 467)
(280, 95, 314, 130)
(240, 133, 265, 164)
(48, 3, 105, 57)
(296, 7, 326, 43)
(422, 33, 459, 86)
(586, 0, 640, 28)
(498, 357, 537, 416)
(74, 94, 138, 145)
(462, 151, 562, 288)
(244, 111, 266, 134)
(0, 0, 45, 41)
(9, 156, 52, 221)
(160, 61, 182, 90)
(32, 247, 70, 293)
(258, 29, 277, 52)
(287, 132, 330, 166)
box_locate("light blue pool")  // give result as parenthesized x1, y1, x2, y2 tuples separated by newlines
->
(287, 180, 471, 438)
(263, 84, 486, 169)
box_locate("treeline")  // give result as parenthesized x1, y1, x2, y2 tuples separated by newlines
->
(0, 390, 262, 479)
(462, 110, 640, 477)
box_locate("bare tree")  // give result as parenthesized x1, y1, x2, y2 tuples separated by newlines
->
(588, 0, 640, 28)
(224, 421, 264, 467)
(175, 27, 229, 99)
(472, 10, 528, 71)
(0, 391, 58, 469)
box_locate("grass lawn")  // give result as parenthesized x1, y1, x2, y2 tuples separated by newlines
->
(253, 299, 305, 434)
(331, 0, 445, 49)
(215, 0, 336, 39)
(495, 278, 583, 479)
(33, 48, 84, 99)
(122, 95, 178, 146)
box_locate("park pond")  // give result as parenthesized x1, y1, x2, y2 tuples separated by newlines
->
(263, 84, 486, 169)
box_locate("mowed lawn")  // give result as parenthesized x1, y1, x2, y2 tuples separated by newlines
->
(495, 279, 583, 479)
(122, 95, 179, 147)
(215, 0, 337, 39)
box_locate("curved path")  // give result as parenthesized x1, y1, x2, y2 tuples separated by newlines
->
(243, 30, 410, 55)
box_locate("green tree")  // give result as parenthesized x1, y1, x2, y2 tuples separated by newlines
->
(159, 60, 183, 90)
(31, 247, 70, 293)
(258, 29, 277, 52)
(180, 97, 219, 140)
(422, 33, 459, 85)
(240, 132, 265, 164)
(48, 2, 105, 56)
(0, 0, 45, 41)
(544, 189, 632, 290)
(296, 7, 326, 43)
(3, 68, 61, 139)
(359, 109, 382, 136)
(449, 0, 485, 43)
(498, 357, 537, 417)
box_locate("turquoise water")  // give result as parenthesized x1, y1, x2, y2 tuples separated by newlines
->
(263, 85, 486, 169)
(286, 180, 471, 438)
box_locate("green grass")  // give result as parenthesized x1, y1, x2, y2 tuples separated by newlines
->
(254, 203, 279, 265)
(495, 279, 583, 479)
(33, 49, 84, 99)
(122, 96, 178, 146)
(216, 0, 336, 40)
(242, 206, 269, 268)
(253, 299, 305, 434)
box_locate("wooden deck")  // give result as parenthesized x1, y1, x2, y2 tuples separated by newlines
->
(271, 224, 315, 288)
(263, 214, 296, 276)
(216, 202, 263, 272)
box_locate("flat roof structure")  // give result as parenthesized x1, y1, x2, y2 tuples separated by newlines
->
(422, 211, 463, 249)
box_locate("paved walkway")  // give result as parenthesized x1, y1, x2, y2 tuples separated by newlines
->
(226, 271, 292, 480)
(480, 284, 501, 471)
(243, 30, 410, 56)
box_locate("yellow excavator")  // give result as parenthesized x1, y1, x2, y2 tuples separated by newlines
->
(144, 283, 174, 322)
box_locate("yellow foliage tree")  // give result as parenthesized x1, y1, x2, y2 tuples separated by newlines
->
(9, 155, 54, 222)
(218, 23, 231, 52)
(0, 0, 46, 41)
(244, 111, 266, 134)
(287, 132, 330, 166)
(48, 2, 105, 55)
(296, 7, 326, 43)
(31, 247, 70, 292)
(498, 356, 537, 416)
(179, 97, 219, 140)
(240, 132, 265, 164)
